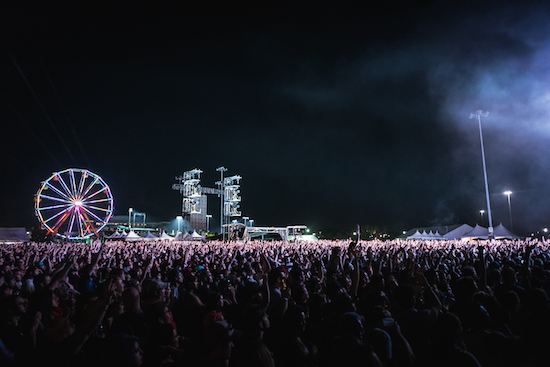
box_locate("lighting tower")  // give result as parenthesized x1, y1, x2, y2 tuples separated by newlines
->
(224, 175, 242, 218)
(470, 110, 494, 238)
(224, 175, 242, 241)
(175, 168, 202, 233)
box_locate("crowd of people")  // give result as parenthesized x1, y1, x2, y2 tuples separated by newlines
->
(1, 237, 550, 366)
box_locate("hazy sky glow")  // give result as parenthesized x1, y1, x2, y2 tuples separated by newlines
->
(1, 3, 550, 236)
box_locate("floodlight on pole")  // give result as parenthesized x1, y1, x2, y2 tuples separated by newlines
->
(504, 191, 513, 232)
(470, 110, 494, 237)
(206, 215, 212, 233)
(480, 210, 485, 226)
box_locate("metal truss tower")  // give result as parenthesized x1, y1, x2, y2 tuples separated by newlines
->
(173, 167, 244, 238)
(173, 168, 202, 232)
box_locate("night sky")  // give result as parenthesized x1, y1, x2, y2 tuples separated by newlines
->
(2, 2, 550, 236)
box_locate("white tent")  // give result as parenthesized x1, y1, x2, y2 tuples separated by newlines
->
(174, 232, 191, 241)
(160, 231, 175, 241)
(125, 230, 143, 242)
(143, 232, 158, 241)
(461, 224, 490, 240)
(403, 224, 474, 240)
(407, 230, 423, 239)
(493, 223, 519, 239)
(191, 231, 203, 241)
(105, 230, 124, 239)
(442, 224, 473, 240)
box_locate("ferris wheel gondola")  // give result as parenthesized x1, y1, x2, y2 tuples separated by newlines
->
(35, 168, 114, 240)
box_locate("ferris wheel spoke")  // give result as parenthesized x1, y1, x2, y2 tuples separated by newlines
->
(81, 210, 99, 236)
(67, 211, 77, 235)
(37, 203, 72, 211)
(43, 205, 73, 224)
(69, 170, 77, 197)
(75, 210, 88, 237)
(78, 171, 88, 196)
(85, 187, 107, 201)
(81, 206, 105, 223)
(80, 177, 100, 199)
(85, 198, 112, 205)
(44, 182, 73, 202)
(84, 205, 111, 213)
(49, 210, 71, 235)
(39, 194, 72, 204)
(79, 210, 96, 237)
(57, 174, 75, 200)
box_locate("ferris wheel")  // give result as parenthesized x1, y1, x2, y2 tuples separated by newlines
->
(35, 168, 114, 240)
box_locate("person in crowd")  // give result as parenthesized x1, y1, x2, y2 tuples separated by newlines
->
(1, 237, 550, 366)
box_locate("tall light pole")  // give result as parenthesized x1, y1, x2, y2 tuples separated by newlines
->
(504, 191, 513, 232)
(206, 214, 212, 233)
(480, 210, 485, 226)
(128, 208, 133, 230)
(470, 110, 494, 238)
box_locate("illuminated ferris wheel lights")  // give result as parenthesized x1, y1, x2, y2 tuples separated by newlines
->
(35, 169, 114, 240)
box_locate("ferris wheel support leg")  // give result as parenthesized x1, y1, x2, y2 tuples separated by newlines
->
(49, 211, 71, 236)
(81, 210, 99, 239)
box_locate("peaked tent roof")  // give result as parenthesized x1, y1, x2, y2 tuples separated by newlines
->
(407, 230, 423, 239)
(174, 232, 192, 240)
(125, 230, 142, 242)
(191, 231, 203, 240)
(442, 224, 473, 240)
(462, 224, 490, 240)
(160, 231, 174, 240)
(0, 228, 29, 243)
(402, 224, 474, 240)
(105, 231, 122, 239)
(143, 232, 158, 240)
(493, 223, 519, 239)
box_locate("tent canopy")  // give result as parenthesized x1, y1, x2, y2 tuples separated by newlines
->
(0, 228, 29, 243)
(160, 231, 174, 240)
(143, 232, 158, 240)
(461, 223, 519, 240)
(125, 230, 142, 242)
